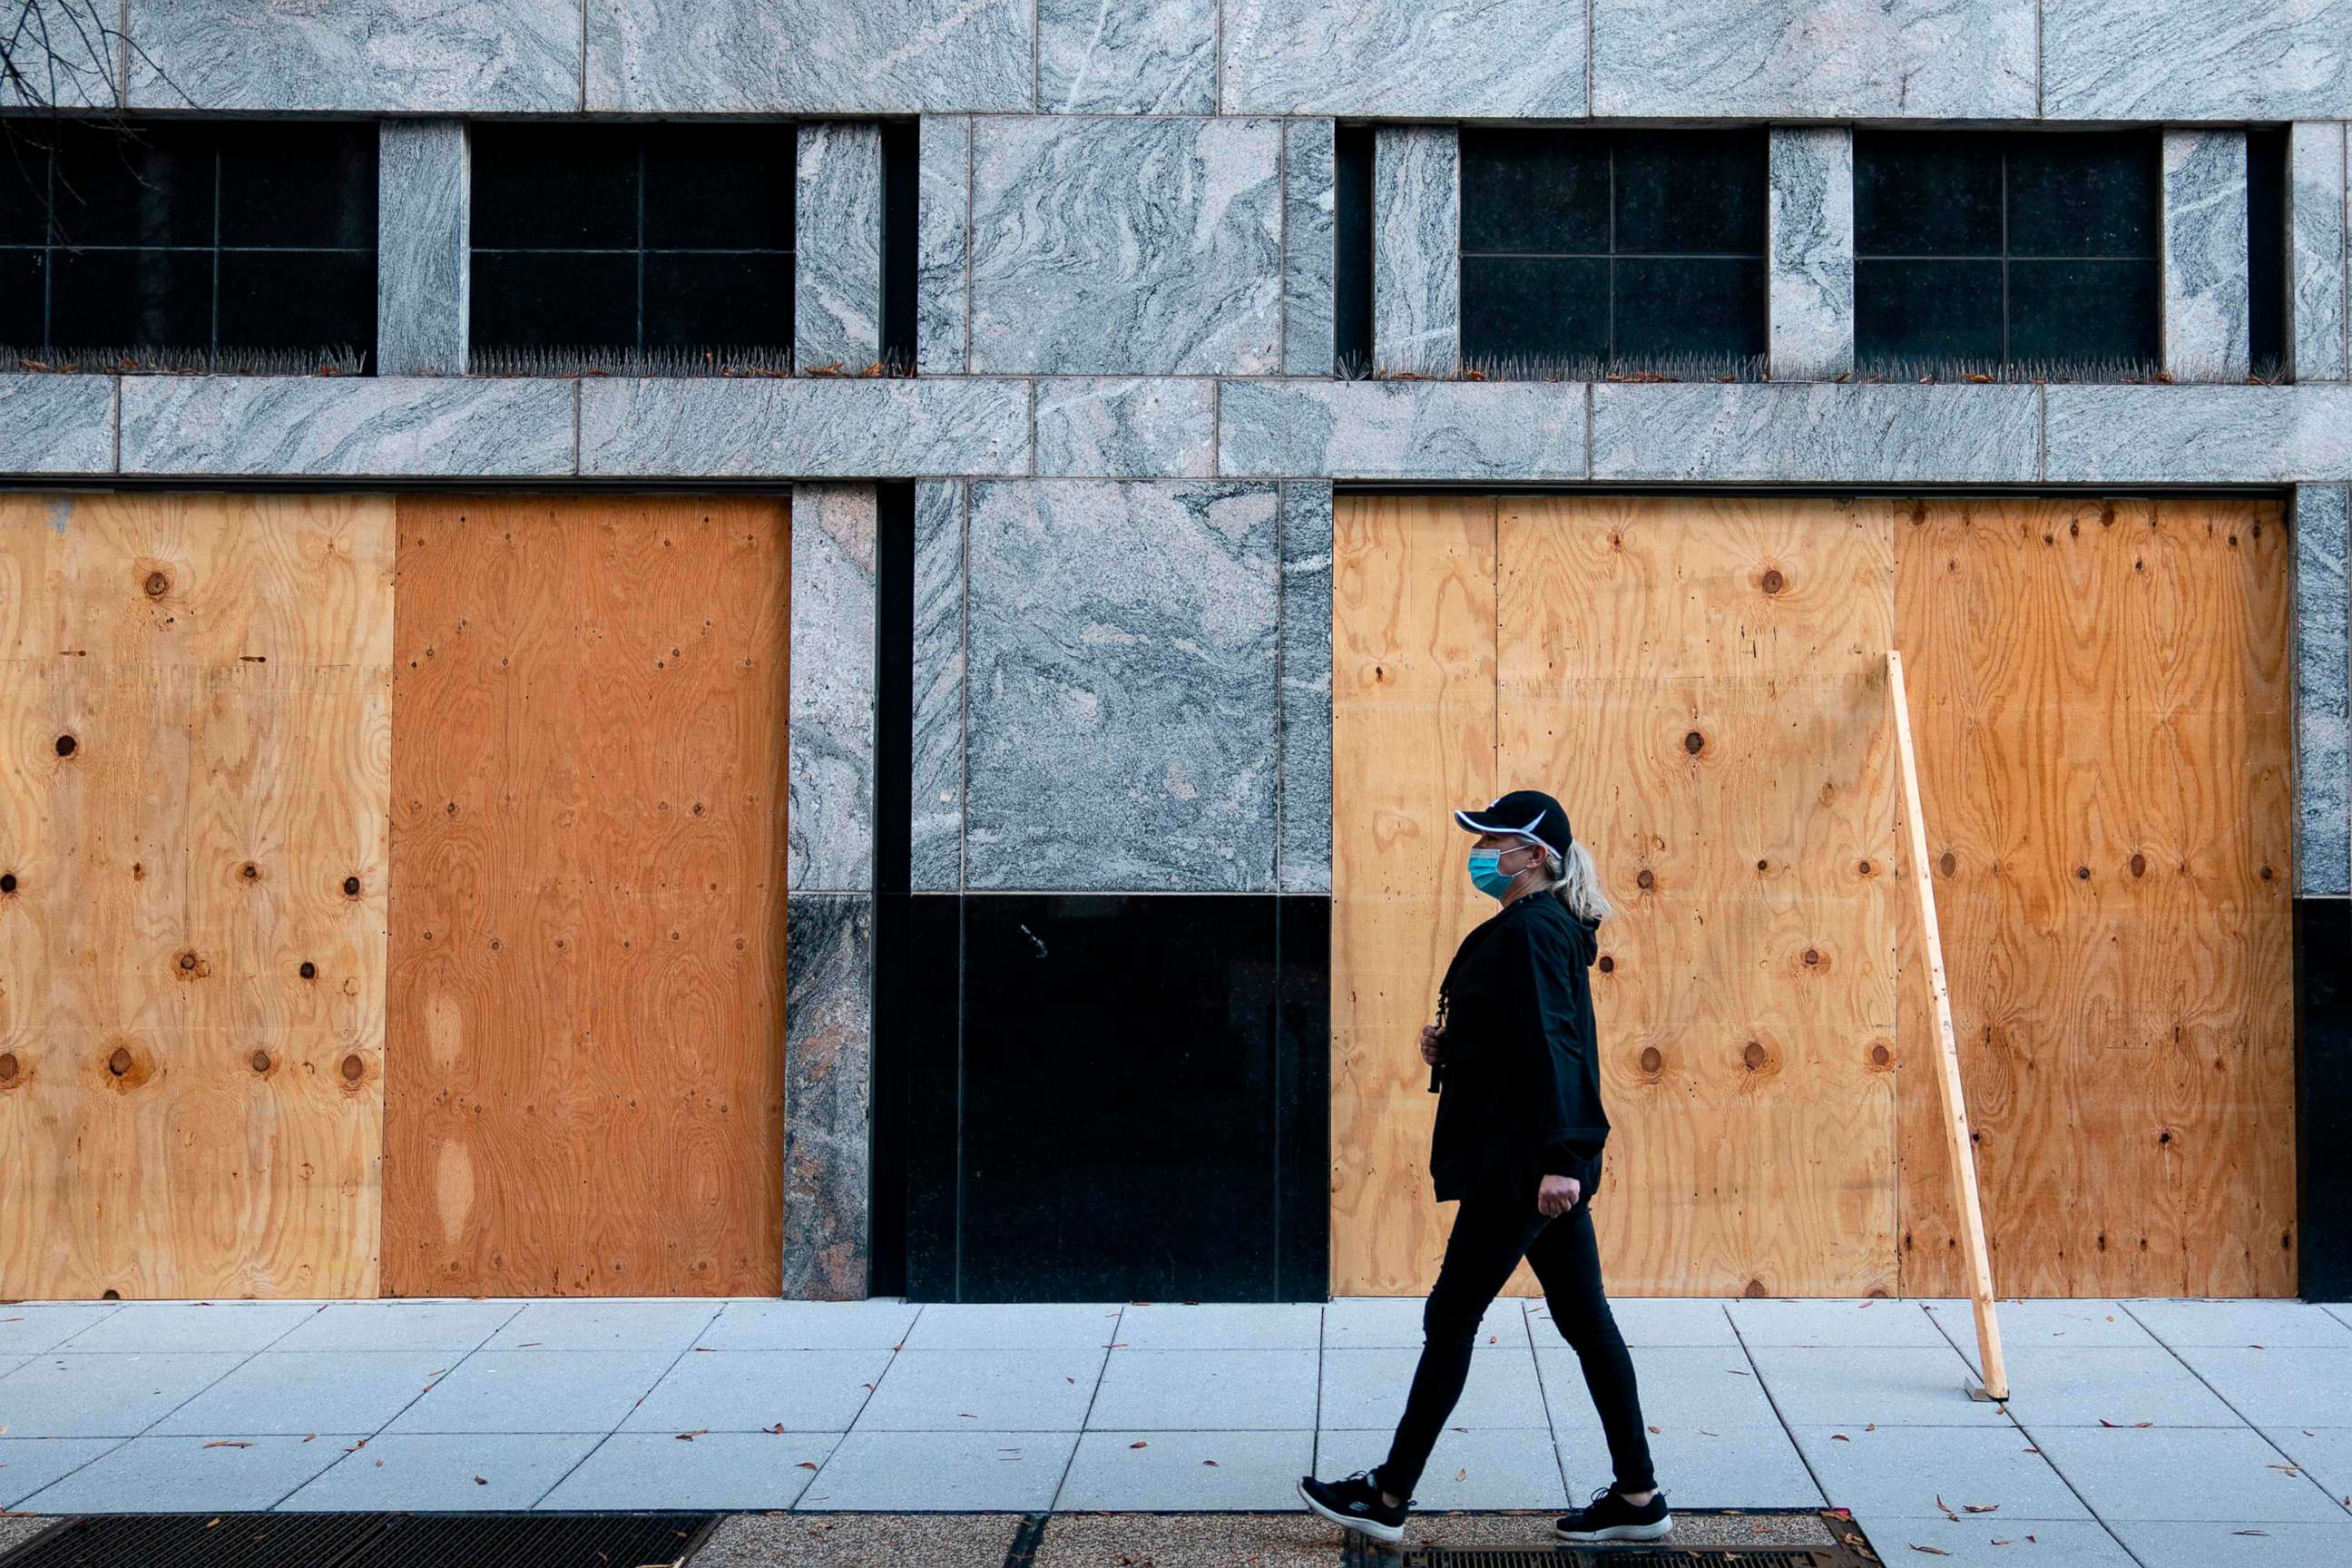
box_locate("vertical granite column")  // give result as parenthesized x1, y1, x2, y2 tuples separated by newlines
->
(377, 121, 468, 376)
(797, 123, 886, 373)
(911, 480, 966, 889)
(2162, 130, 2251, 383)
(1283, 119, 1338, 377)
(1278, 480, 1333, 892)
(2290, 122, 2349, 382)
(785, 482, 878, 1298)
(1372, 125, 1459, 377)
(2298, 484, 2351, 897)
(1767, 127, 1855, 382)
(916, 117, 972, 375)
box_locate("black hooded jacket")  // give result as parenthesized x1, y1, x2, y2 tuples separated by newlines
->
(1428, 890, 1611, 1205)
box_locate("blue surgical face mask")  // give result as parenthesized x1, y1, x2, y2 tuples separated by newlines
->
(1467, 848, 1516, 898)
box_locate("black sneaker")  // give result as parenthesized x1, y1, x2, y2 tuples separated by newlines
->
(1298, 1467, 1410, 1544)
(1554, 1484, 1671, 1544)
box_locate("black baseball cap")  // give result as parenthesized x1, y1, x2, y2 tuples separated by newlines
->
(1454, 789, 1573, 860)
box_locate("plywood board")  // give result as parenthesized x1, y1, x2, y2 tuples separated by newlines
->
(0, 494, 394, 1298)
(383, 495, 789, 1297)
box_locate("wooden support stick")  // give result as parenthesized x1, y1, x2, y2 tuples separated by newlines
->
(1886, 650, 2009, 1403)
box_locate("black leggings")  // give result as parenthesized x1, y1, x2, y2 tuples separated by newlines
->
(1377, 1192, 1657, 1499)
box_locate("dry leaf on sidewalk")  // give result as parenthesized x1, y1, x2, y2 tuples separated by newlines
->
(201, 1441, 252, 1449)
(675, 1430, 706, 1441)
(1907, 1546, 1949, 1556)
(1131, 1441, 1148, 1449)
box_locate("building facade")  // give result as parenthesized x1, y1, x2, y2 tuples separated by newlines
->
(0, 2, 2347, 1305)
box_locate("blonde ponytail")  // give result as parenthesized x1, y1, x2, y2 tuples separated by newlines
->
(1547, 839, 1612, 924)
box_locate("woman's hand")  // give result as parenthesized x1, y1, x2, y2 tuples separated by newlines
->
(1537, 1174, 1582, 1218)
(1419, 1024, 1446, 1065)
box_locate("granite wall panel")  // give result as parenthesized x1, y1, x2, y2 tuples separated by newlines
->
(126, 0, 582, 112)
(1591, 382, 2042, 484)
(911, 482, 966, 892)
(784, 892, 874, 1299)
(2044, 384, 2352, 483)
(1220, 379, 1587, 481)
(377, 121, 468, 377)
(1039, 0, 1218, 113)
(2162, 130, 2252, 383)
(797, 122, 887, 374)
(1282, 119, 1338, 378)
(588, 0, 1036, 113)
(789, 484, 879, 895)
(917, 116, 974, 375)
(2043, 1, 2352, 121)
(2297, 485, 2351, 897)
(0, 377, 117, 475)
(1371, 126, 1460, 377)
(2290, 121, 2350, 382)
(1768, 128, 1856, 382)
(1220, 0, 1586, 117)
(1278, 481, 1334, 895)
(119, 377, 574, 477)
(1034, 378, 1219, 478)
(578, 378, 1033, 477)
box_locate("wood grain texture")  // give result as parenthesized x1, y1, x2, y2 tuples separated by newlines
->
(1893, 497, 2298, 1298)
(1329, 495, 1497, 1297)
(383, 495, 789, 1298)
(0, 493, 393, 1298)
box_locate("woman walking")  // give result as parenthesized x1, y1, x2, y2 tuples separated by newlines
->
(1300, 789, 1670, 1547)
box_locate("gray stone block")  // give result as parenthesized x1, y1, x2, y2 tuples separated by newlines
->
(2297, 485, 2351, 897)
(1372, 127, 1459, 377)
(587, 0, 1035, 113)
(1220, 0, 1586, 116)
(2043, 384, 2352, 482)
(1768, 129, 1855, 382)
(1219, 379, 1587, 481)
(0, 376, 117, 474)
(120, 377, 574, 476)
(1282, 120, 1338, 378)
(1034, 378, 1217, 478)
(2290, 122, 2349, 382)
(1279, 481, 1334, 895)
(1592, 0, 2035, 118)
(965, 480, 1279, 891)
(2162, 131, 2251, 382)
(789, 485, 877, 894)
(797, 123, 886, 374)
(784, 894, 875, 1300)
(2043, 0, 2352, 121)
(971, 117, 1282, 375)
(917, 116, 973, 375)
(377, 121, 467, 377)
(125, 0, 581, 112)
(1592, 382, 2041, 483)
(911, 481, 966, 893)
(1039, 0, 1217, 113)
(4, 3, 115, 109)
(578, 377, 1033, 477)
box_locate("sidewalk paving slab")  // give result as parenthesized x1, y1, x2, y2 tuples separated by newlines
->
(151, 1351, 449, 1437)
(2171, 1346, 2352, 1429)
(2256, 1424, 2352, 1505)
(50, 1301, 320, 1355)
(1729, 1298, 1947, 1348)
(1086, 1348, 1318, 1430)
(852, 1348, 1102, 1431)
(1791, 1423, 2089, 1519)
(20, 1433, 357, 1513)
(1853, 1514, 2136, 1567)
(1537, 1345, 1773, 1428)
(2025, 1424, 2348, 1522)
(1319, 1347, 1547, 1429)
(1112, 1303, 1321, 1350)
(1554, 1418, 1823, 1508)
(619, 1348, 889, 1433)
(1922, 1298, 2158, 1353)
(1324, 1297, 1526, 1349)
(0, 1306, 122, 1357)
(1315, 1426, 1569, 1511)
(1055, 1429, 1313, 1510)
(2107, 1518, 2352, 1568)
(277, 1432, 602, 1511)
(382, 1349, 679, 1434)
(1747, 1345, 2011, 1426)
(0, 1351, 251, 1438)
(897, 1303, 1122, 1351)
(797, 1428, 1077, 1511)
(1534, 1298, 1736, 1347)
(2126, 1298, 2352, 1348)
(1032, 1514, 1333, 1568)
(1992, 1346, 2245, 1427)
(270, 1301, 522, 1354)
(696, 1299, 920, 1351)
(0, 1438, 122, 1509)
(540, 1430, 838, 1511)
(484, 1299, 723, 1353)
(0, 1519, 50, 1556)
(690, 1512, 1024, 1567)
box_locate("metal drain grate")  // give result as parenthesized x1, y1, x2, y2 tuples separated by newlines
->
(1402, 1553, 1853, 1567)
(0, 1513, 718, 1568)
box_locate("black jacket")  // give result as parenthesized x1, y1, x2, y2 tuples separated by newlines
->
(1428, 891, 1611, 1204)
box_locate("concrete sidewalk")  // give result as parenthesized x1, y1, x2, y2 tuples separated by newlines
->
(3, 1296, 2349, 1567)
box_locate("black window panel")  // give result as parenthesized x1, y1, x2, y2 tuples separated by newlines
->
(216, 122, 377, 248)
(47, 246, 211, 345)
(1334, 124, 1374, 369)
(642, 123, 794, 250)
(2248, 126, 2287, 377)
(1856, 132, 2004, 256)
(1613, 129, 1766, 254)
(0, 148, 49, 245)
(1613, 256, 1767, 359)
(879, 120, 916, 367)
(218, 250, 376, 349)
(642, 252, 792, 349)
(471, 251, 637, 347)
(2008, 258, 2158, 362)
(2006, 131, 2158, 257)
(1461, 255, 1608, 362)
(1855, 259, 2004, 362)
(471, 124, 638, 250)
(0, 250, 43, 342)
(48, 122, 213, 247)
(1459, 128, 1608, 254)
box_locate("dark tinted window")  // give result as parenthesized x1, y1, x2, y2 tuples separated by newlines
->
(470, 123, 795, 357)
(2247, 126, 2285, 379)
(1857, 131, 2160, 370)
(1459, 128, 1766, 372)
(0, 121, 376, 358)
(1334, 125, 1375, 372)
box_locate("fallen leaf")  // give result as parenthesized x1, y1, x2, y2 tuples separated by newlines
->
(473, 1475, 487, 1486)
(516, 1342, 540, 1348)
(1648, 1426, 1661, 1435)
(302, 1434, 316, 1443)
(768, 1424, 787, 1435)
(1131, 1441, 1148, 1449)
(797, 1461, 818, 1471)
(1202, 1460, 1219, 1467)
(1962, 1504, 1998, 1514)
(1455, 1469, 1467, 1482)
(1831, 1433, 1850, 1442)
(1866, 1423, 1877, 1431)
(1991, 1539, 2012, 1546)
(202, 1441, 253, 1449)
(2233, 1529, 2269, 1537)
(958, 1413, 976, 1419)
(1935, 1494, 1957, 1521)
(1728, 1368, 1753, 1376)
(675, 1430, 707, 1442)
(1908, 1547, 1949, 1557)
